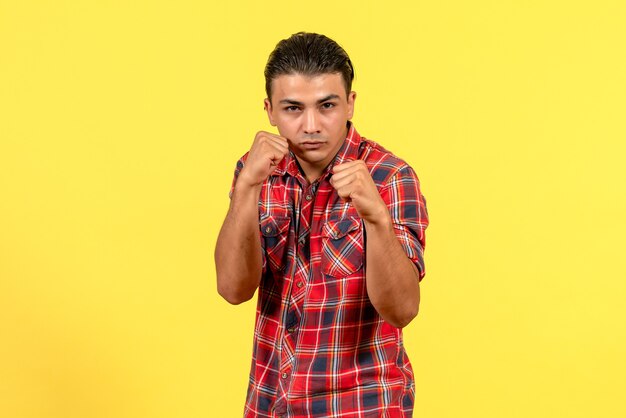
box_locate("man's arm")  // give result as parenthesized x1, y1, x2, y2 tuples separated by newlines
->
(330, 161, 428, 328)
(215, 179, 264, 305)
(215, 131, 289, 305)
(362, 213, 421, 328)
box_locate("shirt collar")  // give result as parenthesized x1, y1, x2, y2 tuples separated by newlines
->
(271, 121, 363, 179)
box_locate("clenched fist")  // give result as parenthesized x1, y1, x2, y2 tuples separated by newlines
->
(238, 131, 289, 187)
(330, 160, 389, 224)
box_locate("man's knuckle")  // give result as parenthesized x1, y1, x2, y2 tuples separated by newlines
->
(255, 131, 269, 141)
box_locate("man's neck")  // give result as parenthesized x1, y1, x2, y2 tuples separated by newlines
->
(296, 159, 326, 185)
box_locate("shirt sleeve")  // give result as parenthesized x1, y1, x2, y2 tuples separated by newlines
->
(379, 165, 429, 281)
(228, 153, 267, 275)
(228, 156, 245, 200)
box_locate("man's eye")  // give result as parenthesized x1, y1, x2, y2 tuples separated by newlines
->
(322, 103, 335, 109)
(285, 106, 299, 112)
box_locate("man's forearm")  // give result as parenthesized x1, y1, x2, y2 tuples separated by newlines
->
(363, 213, 420, 328)
(215, 181, 263, 304)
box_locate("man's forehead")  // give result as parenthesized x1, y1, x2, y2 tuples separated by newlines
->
(271, 72, 346, 101)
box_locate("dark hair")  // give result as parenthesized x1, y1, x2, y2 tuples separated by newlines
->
(264, 32, 355, 104)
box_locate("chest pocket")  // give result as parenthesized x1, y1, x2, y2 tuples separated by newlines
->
(260, 214, 291, 274)
(321, 216, 364, 278)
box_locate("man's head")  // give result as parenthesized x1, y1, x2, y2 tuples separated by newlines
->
(263, 32, 357, 181)
(264, 32, 354, 105)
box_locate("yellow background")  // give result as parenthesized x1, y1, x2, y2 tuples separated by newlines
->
(1, 1, 625, 417)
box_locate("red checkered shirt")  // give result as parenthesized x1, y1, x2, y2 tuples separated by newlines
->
(229, 121, 429, 417)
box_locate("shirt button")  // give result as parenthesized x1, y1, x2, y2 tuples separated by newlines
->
(287, 327, 295, 333)
(297, 281, 304, 288)
(265, 226, 272, 233)
(305, 194, 312, 201)
(281, 372, 288, 379)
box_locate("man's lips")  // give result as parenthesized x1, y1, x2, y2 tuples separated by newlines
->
(300, 141, 325, 150)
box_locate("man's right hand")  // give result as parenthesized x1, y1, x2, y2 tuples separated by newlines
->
(238, 131, 289, 187)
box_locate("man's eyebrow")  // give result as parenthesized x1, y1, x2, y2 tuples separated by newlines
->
(315, 94, 341, 103)
(279, 94, 341, 106)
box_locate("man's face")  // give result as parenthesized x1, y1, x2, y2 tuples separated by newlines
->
(264, 72, 356, 179)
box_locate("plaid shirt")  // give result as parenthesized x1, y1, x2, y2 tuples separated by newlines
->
(229, 121, 428, 417)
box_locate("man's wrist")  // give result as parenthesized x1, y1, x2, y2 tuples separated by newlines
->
(234, 173, 264, 198)
(362, 205, 393, 229)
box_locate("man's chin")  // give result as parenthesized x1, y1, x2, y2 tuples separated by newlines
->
(293, 151, 327, 164)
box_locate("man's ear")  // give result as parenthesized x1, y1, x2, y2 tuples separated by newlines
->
(347, 91, 357, 120)
(264, 98, 276, 126)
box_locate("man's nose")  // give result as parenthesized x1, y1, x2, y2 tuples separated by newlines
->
(303, 109, 321, 134)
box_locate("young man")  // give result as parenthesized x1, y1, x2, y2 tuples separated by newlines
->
(215, 32, 429, 418)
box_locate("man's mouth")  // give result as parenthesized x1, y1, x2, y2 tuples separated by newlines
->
(301, 141, 325, 150)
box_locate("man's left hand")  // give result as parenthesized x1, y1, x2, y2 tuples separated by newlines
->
(330, 160, 389, 224)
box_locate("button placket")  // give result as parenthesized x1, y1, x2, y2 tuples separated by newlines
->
(277, 180, 315, 406)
